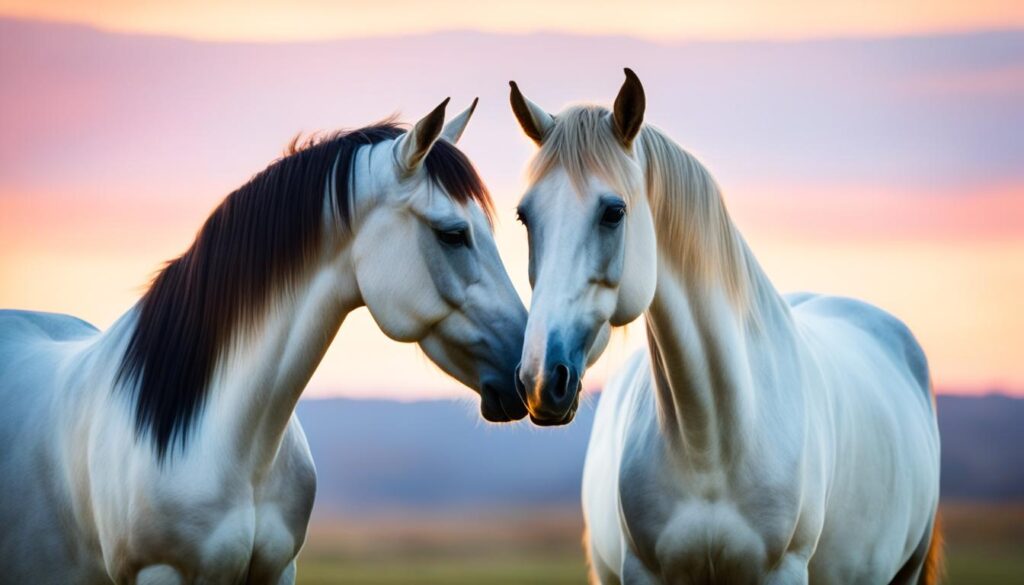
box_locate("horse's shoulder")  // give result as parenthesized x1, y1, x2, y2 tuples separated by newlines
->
(596, 348, 653, 425)
(277, 417, 317, 492)
(247, 417, 316, 574)
(0, 309, 99, 342)
(258, 416, 316, 516)
(606, 348, 650, 393)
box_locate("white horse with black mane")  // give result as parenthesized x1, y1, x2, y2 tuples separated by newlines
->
(0, 99, 528, 584)
(509, 71, 942, 584)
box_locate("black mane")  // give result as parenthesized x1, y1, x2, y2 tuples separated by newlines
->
(117, 122, 491, 460)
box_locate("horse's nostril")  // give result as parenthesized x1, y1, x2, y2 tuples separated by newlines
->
(552, 364, 571, 400)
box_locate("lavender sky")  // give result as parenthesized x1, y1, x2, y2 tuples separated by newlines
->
(1, 12, 1021, 399)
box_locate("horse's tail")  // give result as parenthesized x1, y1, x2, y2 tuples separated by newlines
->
(920, 512, 945, 585)
(582, 528, 600, 585)
(920, 378, 944, 584)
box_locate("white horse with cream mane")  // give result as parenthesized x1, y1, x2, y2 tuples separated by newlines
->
(509, 70, 941, 584)
(0, 99, 529, 584)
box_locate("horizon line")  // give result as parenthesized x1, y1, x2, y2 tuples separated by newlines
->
(298, 389, 1024, 402)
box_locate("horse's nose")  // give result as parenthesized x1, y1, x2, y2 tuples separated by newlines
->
(519, 361, 580, 426)
(480, 375, 528, 423)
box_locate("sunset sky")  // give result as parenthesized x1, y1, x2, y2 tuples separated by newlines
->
(2, 0, 1023, 41)
(1, 3, 1021, 400)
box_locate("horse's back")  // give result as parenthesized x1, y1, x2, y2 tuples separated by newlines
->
(0, 309, 99, 343)
(788, 294, 931, 402)
(0, 309, 99, 385)
(0, 309, 98, 435)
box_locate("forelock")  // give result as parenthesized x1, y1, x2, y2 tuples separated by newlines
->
(527, 105, 643, 203)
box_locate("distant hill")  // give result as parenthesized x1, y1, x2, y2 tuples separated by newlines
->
(295, 393, 1023, 515)
(297, 398, 596, 516)
(937, 394, 1024, 500)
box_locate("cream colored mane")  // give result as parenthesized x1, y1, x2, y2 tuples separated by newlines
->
(528, 105, 755, 307)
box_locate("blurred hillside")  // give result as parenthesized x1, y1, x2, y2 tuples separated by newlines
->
(296, 393, 1024, 583)
(296, 393, 1024, 516)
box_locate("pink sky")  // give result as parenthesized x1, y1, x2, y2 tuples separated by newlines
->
(1, 12, 1022, 399)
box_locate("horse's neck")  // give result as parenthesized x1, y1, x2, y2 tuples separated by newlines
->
(95, 188, 366, 476)
(94, 257, 360, 474)
(645, 231, 799, 470)
(205, 194, 369, 474)
(208, 256, 359, 473)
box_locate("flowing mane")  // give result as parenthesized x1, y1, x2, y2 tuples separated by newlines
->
(528, 105, 754, 307)
(117, 122, 492, 459)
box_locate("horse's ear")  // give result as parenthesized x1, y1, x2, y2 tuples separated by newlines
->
(613, 68, 645, 148)
(400, 97, 450, 173)
(441, 97, 478, 144)
(509, 81, 554, 145)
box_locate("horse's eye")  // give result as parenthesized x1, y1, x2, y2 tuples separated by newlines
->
(600, 205, 626, 227)
(436, 228, 469, 248)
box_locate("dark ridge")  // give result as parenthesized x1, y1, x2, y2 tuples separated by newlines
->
(116, 122, 492, 461)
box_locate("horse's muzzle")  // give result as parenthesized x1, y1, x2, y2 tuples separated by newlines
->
(480, 377, 528, 422)
(515, 362, 581, 426)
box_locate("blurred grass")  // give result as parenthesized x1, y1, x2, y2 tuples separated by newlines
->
(941, 502, 1024, 584)
(299, 557, 586, 585)
(296, 503, 1023, 584)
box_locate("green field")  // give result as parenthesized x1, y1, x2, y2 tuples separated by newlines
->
(296, 503, 1024, 584)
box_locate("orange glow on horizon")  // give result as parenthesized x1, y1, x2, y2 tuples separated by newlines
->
(1, 0, 1022, 42)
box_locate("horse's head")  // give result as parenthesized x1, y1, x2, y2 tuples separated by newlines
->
(509, 70, 657, 425)
(349, 99, 527, 422)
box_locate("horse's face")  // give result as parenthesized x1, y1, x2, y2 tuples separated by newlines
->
(351, 100, 528, 422)
(510, 70, 656, 425)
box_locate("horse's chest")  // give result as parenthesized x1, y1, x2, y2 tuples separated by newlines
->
(620, 484, 771, 582)
(115, 447, 314, 583)
(617, 440, 796, 582)
(118, 495, 302, 583)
